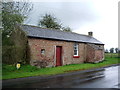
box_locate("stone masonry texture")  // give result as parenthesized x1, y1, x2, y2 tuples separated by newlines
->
(28, 37, 104, 67)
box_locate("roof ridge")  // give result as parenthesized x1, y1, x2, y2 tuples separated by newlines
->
(22, 24, 91, 37)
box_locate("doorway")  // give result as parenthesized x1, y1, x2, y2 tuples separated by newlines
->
(56, 46, 62, 66)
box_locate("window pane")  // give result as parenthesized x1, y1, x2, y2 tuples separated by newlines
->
(74, 51, 77, 55)
(74, 50, 77, 52)
(74, 47, 77, 50)
(74, 43, 78, 56)
(74, 50, 77, 55)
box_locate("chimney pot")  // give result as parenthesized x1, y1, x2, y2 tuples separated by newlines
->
(88, 31, 93, 36)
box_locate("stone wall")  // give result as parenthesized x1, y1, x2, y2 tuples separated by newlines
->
(94, 50, 104, 62)
(28, 38, 85, 67)
(86, 44, 104, 63)
(28, 37, 104, 67)
(86, 44, 95, 62)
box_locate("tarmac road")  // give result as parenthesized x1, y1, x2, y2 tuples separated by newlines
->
(2, 65, 119, 88)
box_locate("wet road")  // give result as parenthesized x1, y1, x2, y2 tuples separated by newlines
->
(3, 65, 119, 88)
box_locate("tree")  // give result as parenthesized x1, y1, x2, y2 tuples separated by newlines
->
(2, 1, 33, 46)
(115, 48, 118, 53)
(38, 14, 62, 29)
(2, 1, 33, 37)
(2, 1, 33, 64)
(109, 48, 114, 53)
(62, 26, 72, 32)
(105, 49, 109, 53)
(38, 13, 72, 32)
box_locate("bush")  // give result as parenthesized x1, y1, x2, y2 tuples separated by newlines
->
(2, 25, 29, 64)
(2, 46, 27, 64)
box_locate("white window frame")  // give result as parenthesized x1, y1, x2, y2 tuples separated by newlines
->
(74, 43, 79, 56)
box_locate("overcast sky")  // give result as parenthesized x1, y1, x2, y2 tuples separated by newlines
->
(24, 0, 119, 50)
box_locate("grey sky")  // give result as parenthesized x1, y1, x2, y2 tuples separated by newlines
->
(25, 2, 99, 29)
(24, 0, 118, 50)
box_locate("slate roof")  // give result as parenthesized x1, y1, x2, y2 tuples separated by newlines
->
(20, 24, 104, 45)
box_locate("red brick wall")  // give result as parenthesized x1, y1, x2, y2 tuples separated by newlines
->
(86, 44, 104, 62)
(94, 50, 104, 61)
(28, 38, 104, 66)
(86, 44, 95, 62)
(28, 38, 85, 67)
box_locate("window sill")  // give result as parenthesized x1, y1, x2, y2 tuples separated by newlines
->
(73, 56, 80, 58)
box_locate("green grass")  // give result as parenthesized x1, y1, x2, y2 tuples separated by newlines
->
(105, 53, 119, 58)
(2, 53, 120, 80)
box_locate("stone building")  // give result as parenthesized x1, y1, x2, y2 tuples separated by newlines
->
(21, 24, 104, 67)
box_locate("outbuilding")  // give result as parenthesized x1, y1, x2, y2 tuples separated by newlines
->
(21, 24, 104, 67)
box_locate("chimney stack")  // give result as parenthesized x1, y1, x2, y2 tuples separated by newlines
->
(88, 31, 93, 36)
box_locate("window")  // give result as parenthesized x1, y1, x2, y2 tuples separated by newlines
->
(74, 43, 78, 56)
(41, 49, 45, 54)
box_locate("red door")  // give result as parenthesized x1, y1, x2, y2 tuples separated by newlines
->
(56, 46, 62, 66)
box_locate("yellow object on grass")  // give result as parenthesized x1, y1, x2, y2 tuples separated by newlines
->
(16, 63, 21, 69)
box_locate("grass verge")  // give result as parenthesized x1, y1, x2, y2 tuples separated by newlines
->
(2, 54, 120, 80)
